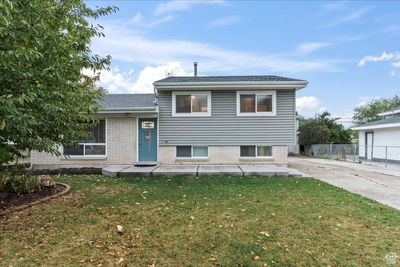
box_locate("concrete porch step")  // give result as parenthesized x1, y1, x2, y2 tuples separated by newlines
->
(102, 164, 306, 178)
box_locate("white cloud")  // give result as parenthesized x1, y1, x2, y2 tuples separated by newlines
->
(323, 1, 347, 11)
(358, 51, 400, 66)
(391, 61, 400, 68)
(323, 7, 370, 28)
(296, 96, 324, 113)
(358, 52, 400, 75)
(91, 21, 341, 74)
(296, 42, 330, 55)
(155, 0, 225, 15)
(130, 12, 143, 24)
(129, 12, 174, 28)
(208, 16, 242, 28)
(97, 62, 191, 94)
(356, 96, 371, 107)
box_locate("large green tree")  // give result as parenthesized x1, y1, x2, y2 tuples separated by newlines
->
(353, 96, 400, 125)
(0, 1, 117, 164)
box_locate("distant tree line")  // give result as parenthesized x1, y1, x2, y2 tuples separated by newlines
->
(352, 95, 400, 125)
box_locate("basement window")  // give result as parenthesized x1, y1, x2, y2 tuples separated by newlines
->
(176, 146, 208, 158)
(240, 145, 272, 158)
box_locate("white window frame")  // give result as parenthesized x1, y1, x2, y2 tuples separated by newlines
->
(236, 90, 276, 116)
(172, 91, 211, 117)
(62, 118, 107, 158)
(240, 145, 273, 158)
(176, 145, 209, 158)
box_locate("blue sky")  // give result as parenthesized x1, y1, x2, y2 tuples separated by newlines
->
(88, 1, 400, 123)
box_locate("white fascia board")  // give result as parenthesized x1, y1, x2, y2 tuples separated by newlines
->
(352, 123, 400, 131)
(154, 81, 308, 90)
(97, 107, 158, 114)
(378, 109, 400, 116)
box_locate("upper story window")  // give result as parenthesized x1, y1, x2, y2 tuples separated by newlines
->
(172, 91, 211, 116)
(63, 120, 106, 157)
(237, 91, 276, 116)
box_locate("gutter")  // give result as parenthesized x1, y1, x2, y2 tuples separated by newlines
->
(378, 109, 400, 116)
(352, 122, 400, 131)
(97, 107, 158, 114)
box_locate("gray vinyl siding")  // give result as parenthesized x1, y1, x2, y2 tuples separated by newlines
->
(158, 90, 296, 145)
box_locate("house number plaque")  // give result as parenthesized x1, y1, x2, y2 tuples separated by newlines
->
(142, 121, 154, 129)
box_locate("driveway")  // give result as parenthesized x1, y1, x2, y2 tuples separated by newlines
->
(289, 157, 400, 210)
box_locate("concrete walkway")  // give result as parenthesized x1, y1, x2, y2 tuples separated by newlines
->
(102, 164, 304, 178)
(289, 157, 400, 210)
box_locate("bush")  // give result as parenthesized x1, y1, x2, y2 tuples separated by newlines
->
(298, 122, 330, 146)
(0, 174, 41, 195)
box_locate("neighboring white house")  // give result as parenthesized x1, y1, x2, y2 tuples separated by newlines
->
(353, 108, 400, 163)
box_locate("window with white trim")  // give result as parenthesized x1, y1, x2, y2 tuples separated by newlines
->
(237, 91, 276, 116)
(172, 92, 211, 116)
(63, 120, 106, 157)
(240, 145, 272, 157)
(176, 146, 208, 158)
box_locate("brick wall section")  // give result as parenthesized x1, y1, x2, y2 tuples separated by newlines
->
(272, 145, 288, 165)
(159, 145, 288, 165)
(31, 117, 137, 169)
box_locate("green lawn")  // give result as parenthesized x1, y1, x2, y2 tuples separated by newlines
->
(1, 175, 400, 266)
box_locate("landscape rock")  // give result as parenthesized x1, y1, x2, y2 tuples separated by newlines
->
(36, 175, 55, 187)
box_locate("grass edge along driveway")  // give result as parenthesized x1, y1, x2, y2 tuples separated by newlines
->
(1, 175, 400, 266)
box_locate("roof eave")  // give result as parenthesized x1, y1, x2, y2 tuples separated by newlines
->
(154, 81, 308, 90)
(97, 107, 158, 114)
(352, 122, 400, 131)
(378, 109, 400, 116)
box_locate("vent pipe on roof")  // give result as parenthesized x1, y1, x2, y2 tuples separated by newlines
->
(194, 62, 198, 76)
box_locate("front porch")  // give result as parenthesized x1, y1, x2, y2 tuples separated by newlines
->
(102, 164, 306, 178)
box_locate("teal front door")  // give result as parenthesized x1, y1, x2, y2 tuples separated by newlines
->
(138, 118, 157, 162)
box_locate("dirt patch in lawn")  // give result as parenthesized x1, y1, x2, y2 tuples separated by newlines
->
(0, 183, 67, 213)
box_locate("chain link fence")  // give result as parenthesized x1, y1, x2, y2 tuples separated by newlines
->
(303, 144, 400, 166)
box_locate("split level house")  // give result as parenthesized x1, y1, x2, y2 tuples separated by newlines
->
(353, 107, 400, 163)
(31, 74, 308, 169)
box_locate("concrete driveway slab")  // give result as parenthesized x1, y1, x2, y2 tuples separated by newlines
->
(239, 165, 289, 176)
(289, 157, 400, 210)
(152, 165, 198, 177)
(198, 165, 243, 176)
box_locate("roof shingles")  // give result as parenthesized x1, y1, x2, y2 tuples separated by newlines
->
(357, 115, 400, 127)
(97, 94, 156, 110)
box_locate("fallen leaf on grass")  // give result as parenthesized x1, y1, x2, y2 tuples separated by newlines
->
(80, 258, 92, 263)
(260, 231, 270, 237)
(252, 255, 261, 261)
(190, 216, 195, 220)
(117, 225, 124, 234)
